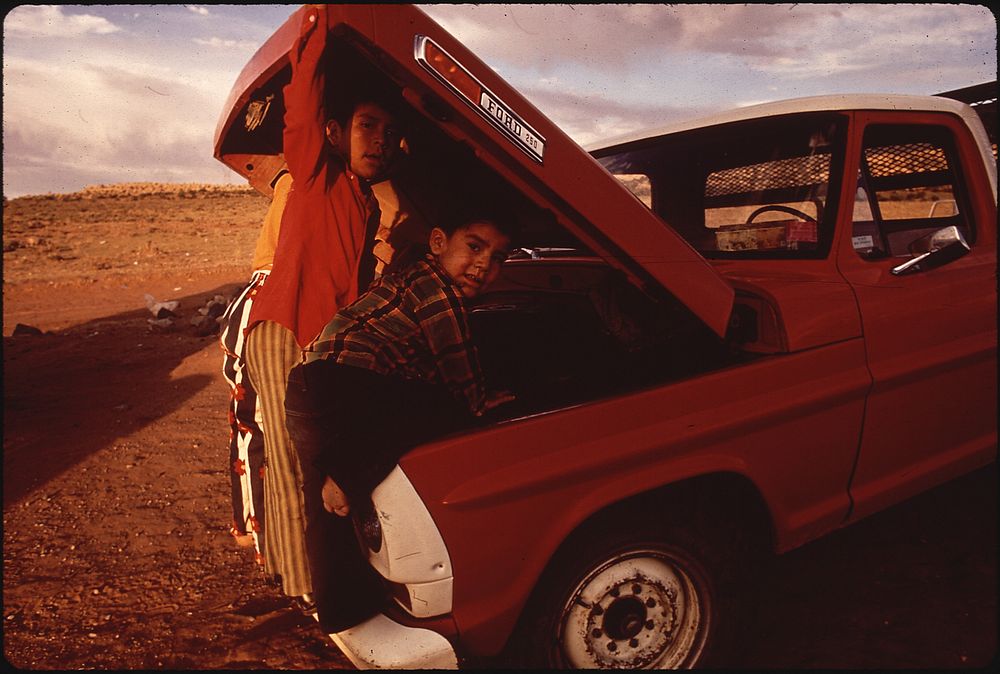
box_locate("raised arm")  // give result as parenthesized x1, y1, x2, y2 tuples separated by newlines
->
(282, 5, 330, 188)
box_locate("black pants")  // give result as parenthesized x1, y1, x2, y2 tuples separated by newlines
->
(285, 360, 470, 633)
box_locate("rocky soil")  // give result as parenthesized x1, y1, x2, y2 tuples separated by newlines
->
(3, 184, 350, 669)
(2, 183, 996, 669)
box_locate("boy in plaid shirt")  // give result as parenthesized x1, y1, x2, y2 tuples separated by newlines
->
(285, 209, 516, 634)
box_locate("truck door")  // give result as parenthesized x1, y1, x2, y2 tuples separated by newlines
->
(837, 111, 997, 520)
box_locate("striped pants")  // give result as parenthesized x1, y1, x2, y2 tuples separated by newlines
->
(244, 319, 313, 598)
(219, 270, 268, 563)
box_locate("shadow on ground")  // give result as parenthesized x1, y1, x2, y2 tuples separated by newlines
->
(2, 283, 242, 508)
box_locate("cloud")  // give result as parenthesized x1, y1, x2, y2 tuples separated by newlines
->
(424, 4, 995, 83)
(517, 84, 717, 147)
(1, 6, 302, 197)
(2, 6, 304, 196)
(2, 54, 235, 196)
(193, 36, 259, 52)
(3, 120, 231, 195)
(2, 4, 994, 197)
(3, 5, 121, 37)
(698, 5, 996, 78)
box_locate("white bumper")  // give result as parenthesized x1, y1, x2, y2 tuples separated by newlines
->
(329, 613, 458, 669)
(368, 466, 454, 617)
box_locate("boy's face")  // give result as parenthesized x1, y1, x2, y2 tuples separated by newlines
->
(430, 221, 512, 298)
(334, 102, 400, 181)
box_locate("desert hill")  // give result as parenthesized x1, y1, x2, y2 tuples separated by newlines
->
(3, 183, 270, 292)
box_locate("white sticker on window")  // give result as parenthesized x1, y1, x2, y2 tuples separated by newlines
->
(852, 235, 875, 250)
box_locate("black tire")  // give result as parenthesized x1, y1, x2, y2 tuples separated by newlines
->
(509, 520, 741, 669)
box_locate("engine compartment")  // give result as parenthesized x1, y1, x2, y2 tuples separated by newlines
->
(470, 257, 752, 423)
(220, 29, 762, 422)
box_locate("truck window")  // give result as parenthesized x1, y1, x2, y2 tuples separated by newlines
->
(613, 174, 652, 208)
(595, 112, 848, 259)
(851, 124, 974, 259)
(703, 154, 827, 253)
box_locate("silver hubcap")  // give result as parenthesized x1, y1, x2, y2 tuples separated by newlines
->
(558, 549, 708, 669)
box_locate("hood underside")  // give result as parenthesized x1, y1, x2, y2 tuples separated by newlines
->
(213, 4, 734, 337)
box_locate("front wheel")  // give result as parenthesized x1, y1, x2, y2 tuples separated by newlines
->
(556, 545, 711, 668)
(512, 526, 737, 669)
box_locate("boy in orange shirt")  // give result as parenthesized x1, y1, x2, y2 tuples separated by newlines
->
(242, 5, 410, 609)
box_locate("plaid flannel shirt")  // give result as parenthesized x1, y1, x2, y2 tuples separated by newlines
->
(302, 256, 487, 416)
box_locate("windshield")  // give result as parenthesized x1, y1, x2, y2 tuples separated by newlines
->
(595, 112, 849, 259)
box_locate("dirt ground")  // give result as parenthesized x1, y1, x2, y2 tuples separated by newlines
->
(2, 184, 996, 669)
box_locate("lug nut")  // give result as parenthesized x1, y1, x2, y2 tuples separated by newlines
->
(592, 628, 602, 638)
(646, 598, 656, 608)
(610, 587, 620, 597)
(645, 619, 655, 630)
(632, 584, 642, 594)
(593, 605, 604, 616)
(607, 641, 617, 652)
(629, 638, 639, 648)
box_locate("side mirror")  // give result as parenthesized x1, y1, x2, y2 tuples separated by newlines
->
(890, 225, 970, 276)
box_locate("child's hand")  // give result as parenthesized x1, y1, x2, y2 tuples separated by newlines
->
(294, 5, 326, 60)
(322, 476, 350, 517)
(304, 4, 325, 33)
(484, 389, 516, 411)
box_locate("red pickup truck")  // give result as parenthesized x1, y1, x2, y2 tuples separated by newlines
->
(215, 5, 997, 669)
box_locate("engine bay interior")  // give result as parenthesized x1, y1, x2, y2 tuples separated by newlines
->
(222, 31, 755, 422)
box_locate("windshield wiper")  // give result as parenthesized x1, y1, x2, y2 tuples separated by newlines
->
(508, 247, 580, 260)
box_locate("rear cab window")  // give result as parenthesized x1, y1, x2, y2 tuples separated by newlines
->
(596, 112, 849, 259)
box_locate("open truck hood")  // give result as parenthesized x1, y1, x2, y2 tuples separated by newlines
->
(213, 4, 734, 337)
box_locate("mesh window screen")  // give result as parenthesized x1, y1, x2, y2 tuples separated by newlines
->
(865, 143, 949, 177)
(706, 154, 831, 197)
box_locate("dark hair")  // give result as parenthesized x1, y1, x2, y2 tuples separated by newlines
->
(327, 83, 406, 129)
(383, 206, 520, 276)
(437, 205, 521, 244)
(324, 43, 406, 129)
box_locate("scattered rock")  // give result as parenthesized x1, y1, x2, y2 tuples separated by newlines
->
(144, 294, 180, 319)
(190, 314, 220, 337)
(197, 295, 229, 320)
(147, 318, 175, 333)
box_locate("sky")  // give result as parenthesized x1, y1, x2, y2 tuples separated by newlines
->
(2, 3, 995, 198)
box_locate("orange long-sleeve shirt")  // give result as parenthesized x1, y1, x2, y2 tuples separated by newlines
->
(250, 171, 292, 273)
(247, 5, 378, 347)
